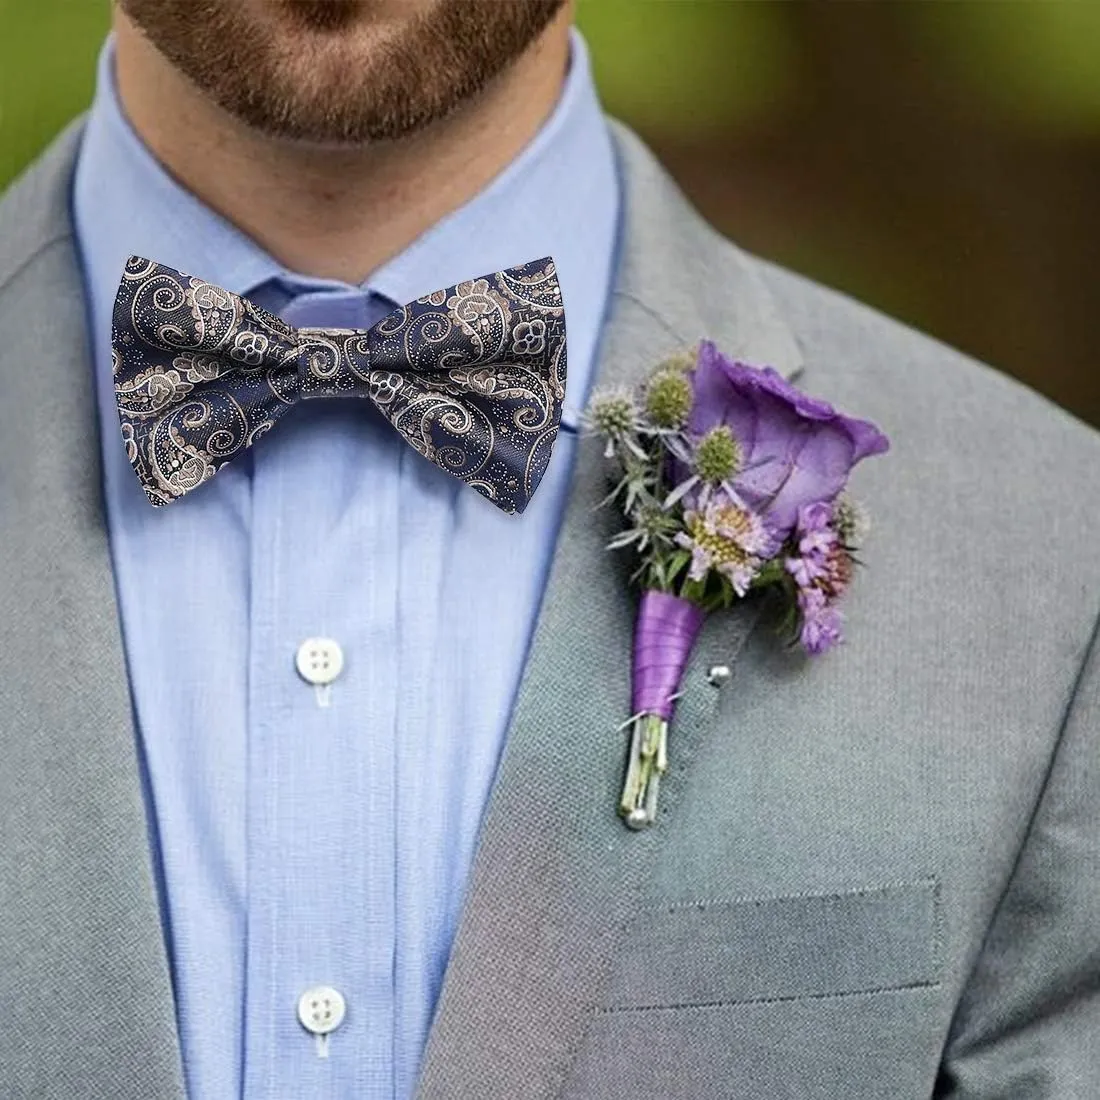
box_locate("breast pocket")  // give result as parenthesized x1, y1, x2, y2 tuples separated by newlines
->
(567, 880, 946, 1100)
(602, 878, 943, 1011)
(562, 879, 945, 1100)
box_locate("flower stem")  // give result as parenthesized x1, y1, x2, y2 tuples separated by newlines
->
(619, 712, 668, 829)
(620, 590, 706, 829)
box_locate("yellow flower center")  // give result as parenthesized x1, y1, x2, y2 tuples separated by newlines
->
(687, 504, 755, 568)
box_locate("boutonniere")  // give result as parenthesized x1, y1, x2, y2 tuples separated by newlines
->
(583, 340, 890, 829)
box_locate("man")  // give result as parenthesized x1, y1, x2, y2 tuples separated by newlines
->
(1, 1, 1097, 1097)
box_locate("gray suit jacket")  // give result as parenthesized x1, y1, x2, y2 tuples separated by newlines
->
(2, 119, 1098, 1100)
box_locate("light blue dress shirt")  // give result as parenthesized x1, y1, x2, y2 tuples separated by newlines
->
(72, 30, 620, 1100)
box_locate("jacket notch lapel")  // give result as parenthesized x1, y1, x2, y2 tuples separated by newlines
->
(0, 123, 187, 1100)
(413, 123, 804, 1100)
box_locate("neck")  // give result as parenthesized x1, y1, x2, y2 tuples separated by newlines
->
(112, 10, 572, 284)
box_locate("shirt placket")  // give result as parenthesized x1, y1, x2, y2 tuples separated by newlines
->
(242, 290, 401, 1098)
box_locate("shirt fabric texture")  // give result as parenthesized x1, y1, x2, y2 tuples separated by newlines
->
(71, 30, 621, 1100)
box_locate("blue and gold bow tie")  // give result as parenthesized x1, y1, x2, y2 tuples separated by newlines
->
(111, 255, 567, 514)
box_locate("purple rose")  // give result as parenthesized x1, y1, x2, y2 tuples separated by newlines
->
(685, 341, 889, 537)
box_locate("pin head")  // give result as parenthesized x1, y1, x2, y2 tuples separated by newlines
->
(706, 664, 732, 687)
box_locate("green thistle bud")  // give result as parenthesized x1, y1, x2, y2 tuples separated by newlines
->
(694, 425, 742, 483)
(645, 369, 693, 429)
(635, 501, 677, 537)
(654, 348, 699, 375)
(834, 494, 870, 547)
(589, 390, 637, 437)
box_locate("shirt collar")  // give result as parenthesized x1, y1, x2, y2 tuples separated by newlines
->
(74, 35, 282, 299)
(74, 28, 620, 424)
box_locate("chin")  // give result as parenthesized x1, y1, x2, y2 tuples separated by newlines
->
(118, 0, 568, 144)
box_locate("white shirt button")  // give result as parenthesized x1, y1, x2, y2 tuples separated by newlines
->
(295, 638, 344, 685)
(297, 985, 346, 1036)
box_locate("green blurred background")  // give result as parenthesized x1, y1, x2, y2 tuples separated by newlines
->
(2, 0, 1098, 426)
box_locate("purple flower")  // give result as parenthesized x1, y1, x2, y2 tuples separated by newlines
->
(797, 500, 833, 531)
(684, 341, 889, 538)
(786, 501, 854, 656)
(674, 491, 778, 597)
(786, 552, 826, 590)
(799, 599, 844, 655)
(794, 500, 836, 559)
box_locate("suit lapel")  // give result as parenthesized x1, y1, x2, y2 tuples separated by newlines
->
(0, 125, 187, 1098)
(412, 123, 803, 1100)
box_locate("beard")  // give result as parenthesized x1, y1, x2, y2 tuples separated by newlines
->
(116, 0, 568, 144)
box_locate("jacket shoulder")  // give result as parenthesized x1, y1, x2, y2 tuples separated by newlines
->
(744, 252, 1100, 634)
(0, 119, 84, 299)
(751, 254, 1100, 466)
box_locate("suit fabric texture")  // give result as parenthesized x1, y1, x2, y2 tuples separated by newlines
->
(1, 118, 1099, 1100)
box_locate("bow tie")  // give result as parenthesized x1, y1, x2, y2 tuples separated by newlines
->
(111, 255, 568, 514)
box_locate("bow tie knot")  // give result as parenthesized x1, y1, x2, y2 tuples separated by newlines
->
(295, 328, 378, 401)
(111, 255, 568, 513)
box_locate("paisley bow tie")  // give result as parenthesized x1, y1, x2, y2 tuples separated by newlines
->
(110, 255, 568, 514)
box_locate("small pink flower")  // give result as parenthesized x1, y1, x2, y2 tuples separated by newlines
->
(786, 553, 826, 589)
(800, 602, 844, 655)
(786, 500, 853, 655)
(675, 492, 777, 596)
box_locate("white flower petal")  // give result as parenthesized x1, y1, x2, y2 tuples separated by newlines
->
(606, 530, 641, 550)
(663, 474, 700, 510)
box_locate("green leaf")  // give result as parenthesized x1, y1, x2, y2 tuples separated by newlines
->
(666, 548, 692, 583)
(751, 559, 787, 589)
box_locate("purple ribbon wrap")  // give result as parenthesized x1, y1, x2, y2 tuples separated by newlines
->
(631, 590, 706, 720)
